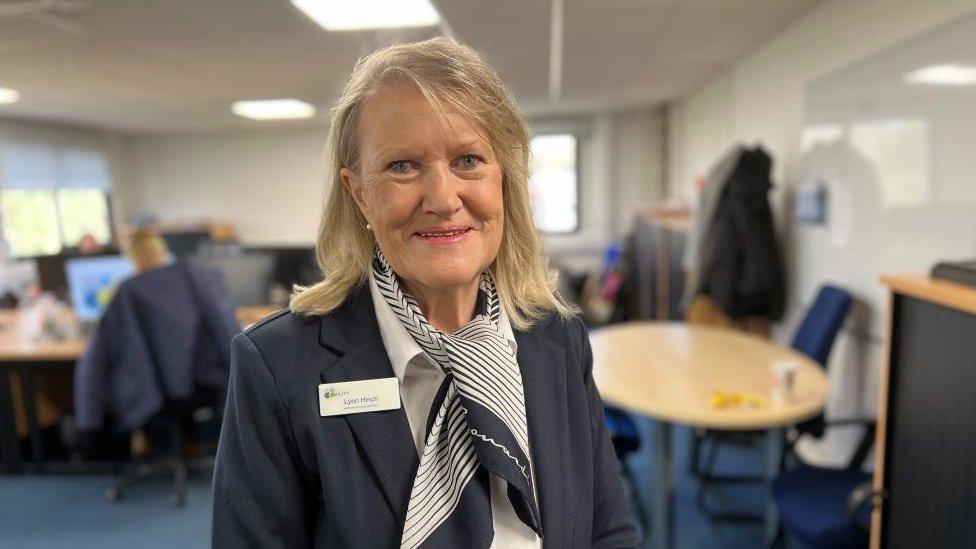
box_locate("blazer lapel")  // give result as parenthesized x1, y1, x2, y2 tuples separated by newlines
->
(516, 320, 573, 548)
(318, 285, 418, 528)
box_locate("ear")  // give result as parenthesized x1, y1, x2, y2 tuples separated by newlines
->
(340, 167, 369, 219)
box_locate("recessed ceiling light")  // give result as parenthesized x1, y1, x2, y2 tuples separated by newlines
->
(231, 99, 316, 120)
(0, 87, 20, 105)
(905, 63, 976, 86)
(291, 0, 440, 31)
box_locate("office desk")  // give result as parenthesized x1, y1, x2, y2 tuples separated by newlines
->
(0, 309, 88, 473)
(0, 305, 281, 473)
(589, 322, 828, 549)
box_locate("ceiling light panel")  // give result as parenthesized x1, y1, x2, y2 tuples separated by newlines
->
(905, 63, 976, 86)
(231, 99, 316, 120)
(0, 87, 20, 104)
(291, 0, 440, 31)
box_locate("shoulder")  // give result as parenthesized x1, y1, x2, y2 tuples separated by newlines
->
(523, 311, 589, 360)
(240, 308, 320, 355)
(231, 309, 322, 376)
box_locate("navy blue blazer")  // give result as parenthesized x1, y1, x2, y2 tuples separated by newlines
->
(212, 284, 639, 548)
(74, 261, 239, 432)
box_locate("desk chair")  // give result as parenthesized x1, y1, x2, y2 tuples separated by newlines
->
(771, 424, 877, 548)
(692, 285, 853, 520)
(75, 261, 239, 506)
(105, 392, 222, 506)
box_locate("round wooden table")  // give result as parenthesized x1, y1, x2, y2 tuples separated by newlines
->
(589, 322, 829, 549)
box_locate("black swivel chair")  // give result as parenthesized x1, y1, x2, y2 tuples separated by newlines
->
(75, 260, 239, 506)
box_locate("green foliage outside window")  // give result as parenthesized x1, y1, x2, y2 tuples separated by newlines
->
(57, 189, 111, 247)
(0, 189, 112, 257)
(0, 190, 62, 257)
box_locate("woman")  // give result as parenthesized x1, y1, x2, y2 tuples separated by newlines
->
(212, 37, 638, 549)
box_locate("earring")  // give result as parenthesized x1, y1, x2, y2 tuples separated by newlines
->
(366, 223, 372, 230)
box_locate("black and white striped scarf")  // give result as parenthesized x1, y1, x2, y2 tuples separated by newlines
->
(371, 247, 540, 548)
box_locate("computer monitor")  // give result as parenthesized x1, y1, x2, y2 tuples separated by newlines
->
(65, 255, 135, 322)
(193, 251, 275, 307)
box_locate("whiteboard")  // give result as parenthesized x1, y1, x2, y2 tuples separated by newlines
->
(797, 12, 976, 338)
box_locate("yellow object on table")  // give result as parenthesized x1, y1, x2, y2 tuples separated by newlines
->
(710, 389, 766, 410)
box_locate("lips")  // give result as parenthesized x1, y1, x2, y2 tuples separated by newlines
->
(413, 226, 472, 244)
(417, 227, 468, 237)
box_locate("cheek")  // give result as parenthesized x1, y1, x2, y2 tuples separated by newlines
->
(365, 181, 418, 231)
(469, 175, 505, 227)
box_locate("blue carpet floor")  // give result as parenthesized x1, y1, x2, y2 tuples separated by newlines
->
(0, 418, 783, 548)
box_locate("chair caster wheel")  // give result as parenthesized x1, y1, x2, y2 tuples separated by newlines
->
(105, 487, 121, 501)
(171, 493, 186, 507)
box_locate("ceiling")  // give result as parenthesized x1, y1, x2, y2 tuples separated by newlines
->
(0, 0, 821, 133)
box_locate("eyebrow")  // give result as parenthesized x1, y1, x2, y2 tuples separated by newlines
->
(455, 138, 480, 149)
(374, 146, 418, 159)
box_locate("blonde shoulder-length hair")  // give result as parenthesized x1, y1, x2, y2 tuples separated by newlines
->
(290, 37, 576, 330)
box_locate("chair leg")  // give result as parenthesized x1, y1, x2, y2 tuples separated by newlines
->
(105, 420, 196, 506)
(618, 457, 650, 541)
(105, 459, 172, 501)
(765, 521, 784, 549)
(171, 457, 188, 507)
(696, 434, 765, 522)
(695, 435, 719, 513)
(689, 428, 703, 477)
(171, 424, 188, 507)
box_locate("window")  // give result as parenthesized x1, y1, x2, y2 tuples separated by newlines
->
(0, 143, 113, 257)
(528, 133, 580, 233)
(57, 189, 112, 247)
(0, 189, 61, 257)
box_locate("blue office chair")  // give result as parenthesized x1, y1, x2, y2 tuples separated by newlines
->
(767, 286, 885, 547)
(790, 285, 854, 365)
(604, 406, 649, 536)
(772, 457, 876, 548)
(693, 285, 855, 521)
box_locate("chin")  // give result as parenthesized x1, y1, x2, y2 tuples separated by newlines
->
(411, 258, 484, 290)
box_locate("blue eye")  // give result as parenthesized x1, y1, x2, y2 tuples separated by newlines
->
(457, 155, 482, 169)
(388, 160, 414, 174)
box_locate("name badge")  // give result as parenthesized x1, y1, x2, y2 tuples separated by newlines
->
(318, 377, 401, 417)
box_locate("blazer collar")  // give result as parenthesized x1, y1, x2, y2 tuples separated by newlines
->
(317, 280, 380, 354)
(318, 283, 418, 527)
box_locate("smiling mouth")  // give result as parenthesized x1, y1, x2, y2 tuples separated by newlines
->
(413, 226, 472, 244)
(417, 228, 468, 237)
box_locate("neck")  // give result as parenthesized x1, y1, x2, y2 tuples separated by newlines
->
(403, 278, 480, 333)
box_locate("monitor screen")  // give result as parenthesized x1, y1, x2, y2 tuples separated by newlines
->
(65, 255, 134, 322)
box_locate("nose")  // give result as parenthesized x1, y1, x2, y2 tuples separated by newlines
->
(422, 162, 463, 217)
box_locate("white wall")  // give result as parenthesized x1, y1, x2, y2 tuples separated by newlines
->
(666, 0, 976, 466)
(129, 129, 329, 246)
(668, 0, 976, 200)
(609, 107, 666, 235)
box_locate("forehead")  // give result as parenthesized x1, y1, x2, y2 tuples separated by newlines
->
(357, 85, 488, 154)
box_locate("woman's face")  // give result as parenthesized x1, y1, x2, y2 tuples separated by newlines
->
(341, 85, 504, 295)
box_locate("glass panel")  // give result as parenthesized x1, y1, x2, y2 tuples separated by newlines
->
(528, 134, 579, 233)
(0, 189, 62, 257)
(56, 189, 112, 247)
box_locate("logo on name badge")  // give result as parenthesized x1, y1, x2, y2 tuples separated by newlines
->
(321, 386, 349, 400)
